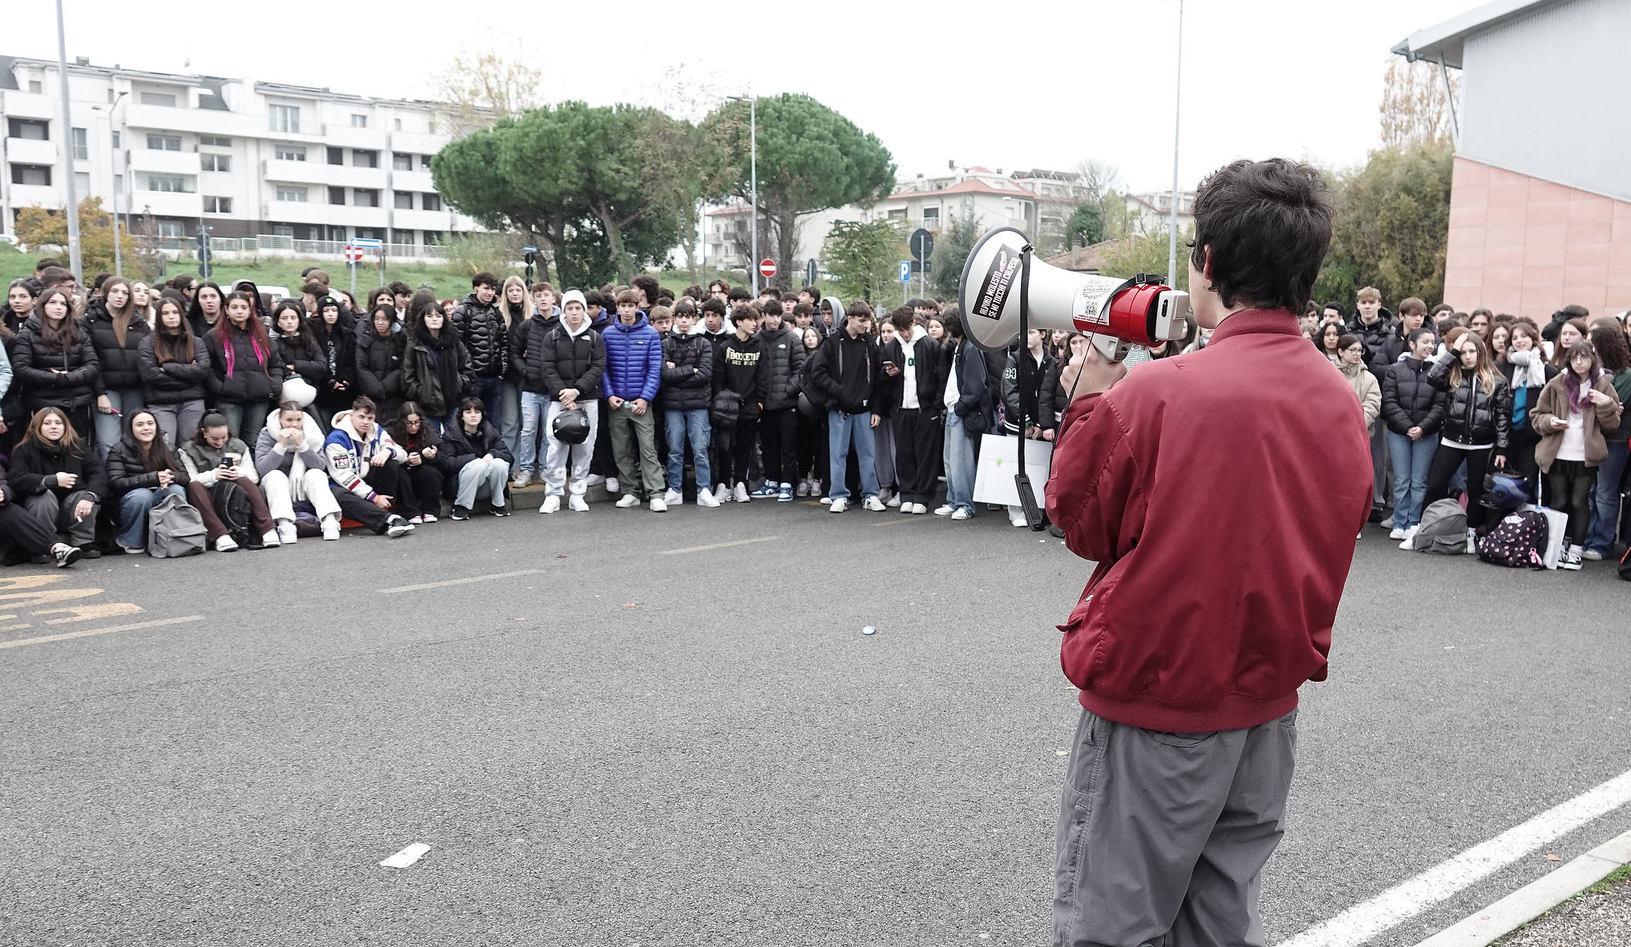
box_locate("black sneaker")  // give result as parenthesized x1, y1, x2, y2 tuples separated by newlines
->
(384, 516, 413, 538)
(51, 543, 82, 568)
(490, 504, 511, 517)
(450, 505, 471, 521)
(79, 547, 103, 560)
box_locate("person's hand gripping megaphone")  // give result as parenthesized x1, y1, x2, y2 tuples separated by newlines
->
(1059, 340, 1129, 404)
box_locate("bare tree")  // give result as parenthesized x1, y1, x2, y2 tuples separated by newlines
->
(1072, 158, 1123, 207)
(1379, 59, 1460, 151)
(433, 50, 546, 136)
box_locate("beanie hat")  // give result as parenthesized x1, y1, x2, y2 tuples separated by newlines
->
(561, 289, 586, 310)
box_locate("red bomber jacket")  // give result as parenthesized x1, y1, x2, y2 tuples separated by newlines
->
(1045, 309, 1373, 733)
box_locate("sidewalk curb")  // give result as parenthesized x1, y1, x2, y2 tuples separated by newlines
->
(1411, 826, 1631, 947)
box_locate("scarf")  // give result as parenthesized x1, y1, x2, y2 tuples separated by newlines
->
(1564, 368, 1602, 412)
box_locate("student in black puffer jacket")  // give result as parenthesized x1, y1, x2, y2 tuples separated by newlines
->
(450, 274, 508, 424)
(310, 297, 357, 428)
(104, 407, 190, 554)
(1423, 332, 1511, 544)
(13, 288, 100, 439)
(139, 294, 211, 447)
(1379, 327, 1448, 537)
(206, 291, 286, 442)
(9, 405, 107, 554)
(441, 396, 514, 518)
(84, 277, 152, 459)
(401, 295, 472, 428)
(658, 303, 716, 504)
(270, 300, 329, 412)
(356, 304, 405, 423)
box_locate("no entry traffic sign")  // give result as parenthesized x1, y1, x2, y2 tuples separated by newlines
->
(759, 258, 777, 280)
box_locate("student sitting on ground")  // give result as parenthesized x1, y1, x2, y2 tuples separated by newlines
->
(181, 412, 281, 553)
(322, 395, 414, 539)
(253, 402, 343, 543)
(104, 408, 189, 555)
(441, 397, 514, 520)
(8, 406, 106, 556)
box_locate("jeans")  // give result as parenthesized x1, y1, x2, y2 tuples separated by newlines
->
(516, 390, 552, 480)
(148, 400, 207, 448)
(1586, 439, 1628, 552)
(500, 379, 522, 459)
(943, 411, 977, 514)
(1385, 430, 1439, 529)
(826, 409, 878, 501)
(456, 457, 511, 508)
(94, 388, 144, 460)
(543, 399, 599, 496)
(471, 376, 504, 433)
(116, 484, 185, 550)
(664, 408, 712, 493)
(216, 402, 261, 443)
(607, 401, 665, 498)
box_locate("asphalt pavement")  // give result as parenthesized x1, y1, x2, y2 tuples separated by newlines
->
(2, 500, 1629, 946)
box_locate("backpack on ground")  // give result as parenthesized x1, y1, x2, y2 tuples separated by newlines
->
(1475, 510, 1547, 569)
(209, 481, 254, 547)
(1409, 498, 1469, 555)
(146, 493, 206, 559)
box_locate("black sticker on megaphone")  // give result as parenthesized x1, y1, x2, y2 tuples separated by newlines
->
(973, 248, 1023, 321)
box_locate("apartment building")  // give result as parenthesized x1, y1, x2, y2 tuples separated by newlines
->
(0, 54, 481, 259)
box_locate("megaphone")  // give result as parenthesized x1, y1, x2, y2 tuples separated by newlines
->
(957, 227, 1194, 361)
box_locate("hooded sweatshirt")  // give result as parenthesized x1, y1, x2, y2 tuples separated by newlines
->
(323, 409, 406, 500)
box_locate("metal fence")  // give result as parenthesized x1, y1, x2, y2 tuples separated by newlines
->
(140, 234, 450, 260)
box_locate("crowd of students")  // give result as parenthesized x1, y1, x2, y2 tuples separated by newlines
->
(2, 256, 1628, 572)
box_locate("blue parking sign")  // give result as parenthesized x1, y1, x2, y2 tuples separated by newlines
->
(899, 261, 912, 283)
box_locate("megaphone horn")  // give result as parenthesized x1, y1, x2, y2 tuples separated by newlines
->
(957, 227, 1194, 355)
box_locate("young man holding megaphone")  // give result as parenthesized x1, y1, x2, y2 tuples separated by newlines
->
(1026, 159, 1373, 945)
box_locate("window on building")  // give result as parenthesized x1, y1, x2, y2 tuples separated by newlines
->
(421, 193, 441, 212)
(393, 192, 413, 210)
(111, 131, 120, 149)
(146, 134, 181, 152)
(70, 127, 88, 160)
(144, 173, 193, 193)
(11, 165, 51, 186)
(271, 224, 295, 238)
(392, 152, 413, 171)
(326, 146, 344, 166)
(268, 103, 300, 134)
(8, 118, 48, 140)
(200, 153, 231, 173)
(419, 155, 433, 171)
(354, 228, 383, 241)
(139, 91, 177, 107)
(74, 172, 90, 195)
(394, 118, 403, 132)
(274, 144, 306, 162)
(199, 135, 232, 148)
(886, 208, 907, 222)
(153, 219, 185, 238)
(276, 185, 308, 203)
(204, 196, 233, 214)
(353, 188, 380, 208)
(352, 150, 378, 169)
(328, 186, 347, 206)
(922, 207, 940, 229)
(27, 80, 43, 94)
(424, 231, 446, 246)
(350, 114, 368, 128)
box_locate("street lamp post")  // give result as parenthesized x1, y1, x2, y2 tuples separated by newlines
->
(1167, 0, 1184, 286)
(55, 0, 83, 278)
(749, 94, 757, 294)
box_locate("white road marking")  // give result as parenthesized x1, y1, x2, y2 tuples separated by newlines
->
(379, 842, 430, 869)
(0, 615, 204, 650)
(658, 536, 779, 555)
(378, 569, 546, 594)
(1277, 767, 1631, 947)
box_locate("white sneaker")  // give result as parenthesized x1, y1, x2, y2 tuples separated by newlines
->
(885, 493, 902, 508)
(569, 494, 589, 512)
(385, 516, 413, 538)
(715, 483, 732, 504)
(819, 496, 833, 505)
(733, 483, 750, 503)
(1465, 528, 1477, 556)
(1561, 544, 1584, 571)
(862, 495, 886, 512)
(830, 498, 849, 513)
(950, 508, 972, 520)
(585, 474, 606, 487)
(650, 496, 667, 512)
(1388, 527, 1407, 541)
(260, 530, 282, 548)
(214, 535, 239, 552)
(933, 504, 954, 516)
(539, 495, 561, 514)
(605, 476, 620, 494)
(796, 480, 810, 497)
(1397, 524, 1418, 550)
(615, 493, 641, 508)
(1583, 548, 1605, 561)
(321, 516, 340, 541)
(697, 488, 721, 508)
(899, 501, 915, 514)
(663, 488, 683, 506)
(510, 475, 531, 490)
(277, 522, 299, 544)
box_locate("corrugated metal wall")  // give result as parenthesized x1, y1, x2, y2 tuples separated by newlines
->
(1461, 0, 1631, 202)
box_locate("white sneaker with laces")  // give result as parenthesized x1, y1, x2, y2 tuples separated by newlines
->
(862, 495, 886, 512)
(1561, 544, 1584, 570)
(796, 480, 810, 497)
(605, 477, 620, 494)
(663, 488, 683, 506)
(1397, 525, 1418, 550)
(1388, 526, 1407, 540)
(911, 503, 928, 515)
(715, 483, 732, 504)
(733, 483, 750, 503)
(321, 516, 340, 540)
(697, 488, 721, 508)
(1583, 548, 1604, 561)
(569, 495, 589, 512)
(830, 498, 849, 513)
(898, 501, 914, 514)
(819, 496, 833, 505)
(950, 508, 972, 520)
(540, 495, 561, 514)
(615, 493, 641, 508)
(277, 522, 299, 544)
(650, 496, 667, 512)
(1465, 528, 1477, 555)
(933, 504, 953, 516)
(260, 530, 282, 548)
(885, 494, 902, 508)
(215, 535, 239, 552)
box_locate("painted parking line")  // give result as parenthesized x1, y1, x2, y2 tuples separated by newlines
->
(378, 569, 547, 594)
(658, 536, 780, 555)
(0, 615, 204, 651)
(1277, 767, 1631, 947)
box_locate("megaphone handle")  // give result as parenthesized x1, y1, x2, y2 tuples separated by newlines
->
(1015, 243, 1043, 531)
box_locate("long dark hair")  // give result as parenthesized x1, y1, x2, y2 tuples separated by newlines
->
(127, 409, 178, 473)
(34, 287, 81, 350)
(152, 295, 196, 364)
(187, 280, 225, 327)
(270, 299, 318, 349)
(1561, 340, 1604, 411)
(1590, 323, 1631, 375)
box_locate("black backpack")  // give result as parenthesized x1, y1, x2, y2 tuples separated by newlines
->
(209, 481, 254, 547)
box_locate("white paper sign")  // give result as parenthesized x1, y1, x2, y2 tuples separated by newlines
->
(973, 433, 1053, 507)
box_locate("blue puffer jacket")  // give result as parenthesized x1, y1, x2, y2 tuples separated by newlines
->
(601, 313, 663, 402)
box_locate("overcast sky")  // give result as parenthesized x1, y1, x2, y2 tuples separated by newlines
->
(19, 0, 1474, 194)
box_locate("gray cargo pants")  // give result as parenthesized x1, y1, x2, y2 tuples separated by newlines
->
(1054, 707, 1298, 947)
